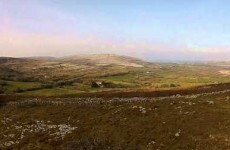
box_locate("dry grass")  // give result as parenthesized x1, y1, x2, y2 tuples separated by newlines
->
(0, 89, 230, 149)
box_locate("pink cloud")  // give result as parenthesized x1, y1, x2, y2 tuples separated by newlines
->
(0, 18, 229, 61)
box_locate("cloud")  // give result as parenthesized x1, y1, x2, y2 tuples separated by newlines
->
(0, 15, 229, 61)
(0, 0, 230, 61)
(1, 29, 230, 61)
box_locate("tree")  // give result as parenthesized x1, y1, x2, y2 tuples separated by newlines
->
(91, 81, 100, 88)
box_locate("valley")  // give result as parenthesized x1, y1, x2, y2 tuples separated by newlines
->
(0, 54, 230, 149)
(0, 54, 229, 96)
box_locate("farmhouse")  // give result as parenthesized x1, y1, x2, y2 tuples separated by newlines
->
(91, 81, 104, 88)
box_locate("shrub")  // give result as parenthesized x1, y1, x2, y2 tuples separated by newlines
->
(20, 77, 38, 82)
(91, 81, 100, 88)
(55, 80, 74, 86)
(42, 83, 54, 88)
(91, 81, 127, 88)
(102, 82, 127, 88)
(170, 83, 180, 87)
(62, 138, 113, 150)
(0, 87, 4, 94)
(0, 80, 8, 86)
(102, 82, 116, 88)
(41, 80, 74, 89)
(170, 84, 177, 87)
(14, 88, 24, 93)
(160, 84, 170, 88)
(160, 83, 180, 88)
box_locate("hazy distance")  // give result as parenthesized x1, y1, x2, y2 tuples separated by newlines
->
(0, 0, 230, 61)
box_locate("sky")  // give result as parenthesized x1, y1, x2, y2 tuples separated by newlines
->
(0, 0, 230, 61)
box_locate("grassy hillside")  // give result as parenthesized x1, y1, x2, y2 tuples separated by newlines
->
(0, 55, 229, 96)
(0, 55, 230, 149)
(0, 89, 230, 149)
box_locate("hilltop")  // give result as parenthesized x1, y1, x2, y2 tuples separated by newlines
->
(59, 54, 149, 67)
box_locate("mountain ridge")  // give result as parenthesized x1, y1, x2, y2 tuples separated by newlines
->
(59, 54, 150, 67)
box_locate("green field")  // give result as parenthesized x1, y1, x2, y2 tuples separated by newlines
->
(1, 67, 230, 96)
(0, 56, 230, 149)
(0, 57, 229, 96)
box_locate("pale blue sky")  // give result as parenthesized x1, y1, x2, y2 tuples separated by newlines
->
(0, 0, 230, 61)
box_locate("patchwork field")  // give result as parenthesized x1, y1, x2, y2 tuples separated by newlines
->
(0, 55, 230, 96)
(0, 54, 230, 149)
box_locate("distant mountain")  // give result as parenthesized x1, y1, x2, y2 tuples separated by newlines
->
(22, 56, 57, 61)
(0, 54, 153, 85)
(0, 57, 21, 64)
(59, 54, 150, 67)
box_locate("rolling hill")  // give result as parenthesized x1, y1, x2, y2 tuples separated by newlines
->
(0, 54, 229, 96)
(59, 54, 149, 67)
